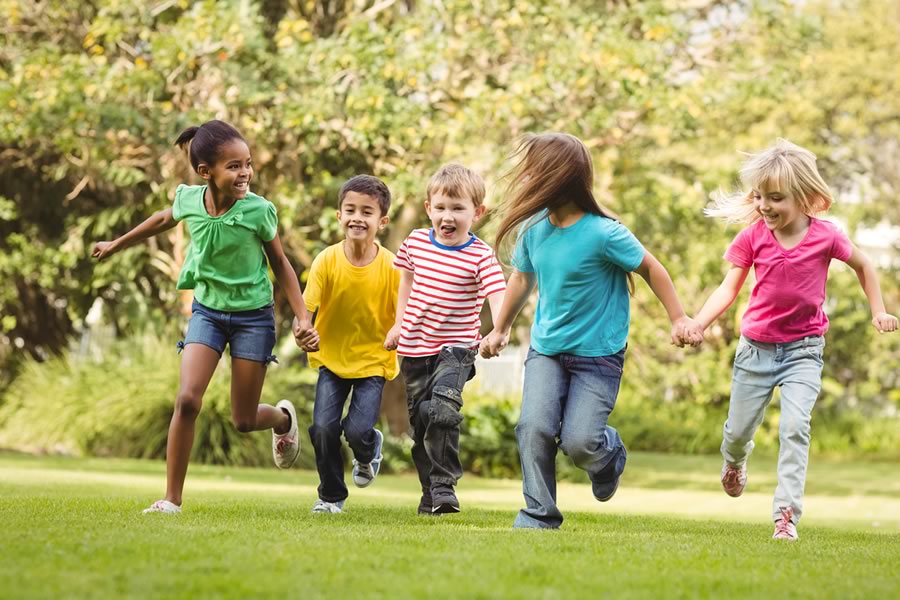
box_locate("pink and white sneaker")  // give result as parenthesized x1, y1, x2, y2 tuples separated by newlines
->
(773, 507, 798, 540)
(272, 399, 300, 469)
(142, 499, 181, 514)
(721, 462, 747, 497)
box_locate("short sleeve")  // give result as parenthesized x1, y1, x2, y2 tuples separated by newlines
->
(511, 225, 534, 273)
(477, 252, 507, 298)
(603, 221, 645, 272)
(303, 251, 326, 313)
(257, 201, 278, 242)
(830, 227, 853, 262)
(172, 184, 188, 221)
(724, 227, 754, 268)
(393, 236, 415, 272)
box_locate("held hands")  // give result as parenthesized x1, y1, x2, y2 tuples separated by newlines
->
(292, 316, 320, 352)
(91, 241, 117, 260)
(872, 312, 899, 333)
(672, 316, 704, 348)
(479, 329, 509, 359)
(384, 325, 401, 351)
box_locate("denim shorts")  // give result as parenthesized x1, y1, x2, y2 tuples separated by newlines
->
(178, 300, 277, 364)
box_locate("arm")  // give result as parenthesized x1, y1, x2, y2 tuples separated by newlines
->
(693, 265, 751, 331)
(263, 234, 319, 351)
(844, 246, 898, 333)
(384, 269, 414, 350)
(479, 270, 535, 358)
(91, 208, 177, 260)
(633, 251, 704, 347)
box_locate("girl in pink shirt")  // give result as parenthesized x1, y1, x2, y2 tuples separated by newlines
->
(689, 139, 897, 540)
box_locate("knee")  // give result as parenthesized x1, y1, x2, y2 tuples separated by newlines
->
(780, 416, 811, 442)
(515, 418, 556, 448)
(559, 435, 594, 464)
(429, 386, 463, 428)
(232, 417, 257, 433)
(174, 391, 202, 420)
(308, 421, 341, 444)
(341, 420, 366, 446)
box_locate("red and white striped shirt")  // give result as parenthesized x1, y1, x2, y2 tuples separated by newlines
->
(394, 228, 506, 357)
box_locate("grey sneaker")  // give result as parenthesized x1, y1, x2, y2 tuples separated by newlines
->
(352, 429, 384, 488)
(272, 399, 300, 469)
(417, 490, 435, 515)
(312, 499, 345, 514)
(721, 462, 747, 497)
(142, 499, 181, 514)
(431, 485, 460, 514)
(592, 475, 620, 502)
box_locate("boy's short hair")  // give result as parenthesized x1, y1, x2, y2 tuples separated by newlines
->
(339, 175, 391, 216)
(426, 163, 486, 207)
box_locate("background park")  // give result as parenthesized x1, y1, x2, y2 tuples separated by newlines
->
(1, 0, 898, 598)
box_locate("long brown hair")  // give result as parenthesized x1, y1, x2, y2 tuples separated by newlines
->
(494, 132, 634, 291)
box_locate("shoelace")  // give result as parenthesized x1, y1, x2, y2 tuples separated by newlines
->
(723, 466, 741, 485)
(274, 434, 294, 453)
(775, 507, 795, 536)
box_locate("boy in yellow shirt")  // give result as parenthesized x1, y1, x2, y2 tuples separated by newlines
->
(297, 175, 400, 513)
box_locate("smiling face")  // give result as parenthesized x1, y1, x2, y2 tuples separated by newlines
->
(338, 191, 388, 243)
(752, 182, 805, 233)
(199, 138, 253, 200)
(425, 192, 486, 246)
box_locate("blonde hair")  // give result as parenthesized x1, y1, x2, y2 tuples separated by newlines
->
(426, 163, 486, 207)
(494, 132, 634, 292)
(706, 138, 834, 224)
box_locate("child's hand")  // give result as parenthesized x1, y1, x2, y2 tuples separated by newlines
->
(872, 312, 899, 333)
(91, 241, 117, 260)
(672, 316, 704, 348)
(384, 325, 401, 351)
(479, 329, 509, 358)
(293, 317, 320, 352)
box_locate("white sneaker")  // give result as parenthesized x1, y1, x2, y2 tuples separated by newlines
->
(143, 499, 181, 514)
(312, 499, 345, 513)
(773, 507, 799, 540)
(272, 399, 300, 469)
(352, 429, 384, 488)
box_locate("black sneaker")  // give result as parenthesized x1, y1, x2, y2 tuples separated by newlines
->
(417, 492, 434, 515)
(431, 485, 460, 514)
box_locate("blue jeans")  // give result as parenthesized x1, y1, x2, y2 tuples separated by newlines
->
(179, 300, 277, 364)
(514, 346, 627, 529)
(722, 335, 825, 523)
(309, 367, 386, 503)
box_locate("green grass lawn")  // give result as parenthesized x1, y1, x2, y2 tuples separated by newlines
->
(2, 451, 898, 599)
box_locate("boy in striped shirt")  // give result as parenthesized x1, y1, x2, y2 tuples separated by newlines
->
(384, 164, 506, 514)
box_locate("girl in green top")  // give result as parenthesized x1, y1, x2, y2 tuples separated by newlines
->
(92, 120, 319, 513)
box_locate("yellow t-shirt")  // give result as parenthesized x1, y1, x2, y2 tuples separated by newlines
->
(303, 242, 400, 380)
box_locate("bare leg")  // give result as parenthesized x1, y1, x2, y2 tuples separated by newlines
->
(230, 358, 289, 433)
(165, 344, 220, 506)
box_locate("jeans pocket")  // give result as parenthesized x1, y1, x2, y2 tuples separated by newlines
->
(429, 386, 464, 428)
(589, 355, 624, 378)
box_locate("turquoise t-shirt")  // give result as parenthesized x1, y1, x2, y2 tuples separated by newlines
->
(172, 184, 278, 311)
(513, 211, 645, 357)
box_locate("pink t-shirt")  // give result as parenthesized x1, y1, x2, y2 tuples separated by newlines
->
(725, 218, 853, 343)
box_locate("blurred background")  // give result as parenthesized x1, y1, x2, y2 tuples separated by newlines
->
(0, 0, 897, 477)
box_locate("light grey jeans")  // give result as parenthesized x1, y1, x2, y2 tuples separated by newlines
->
(722, 335, 825, 523)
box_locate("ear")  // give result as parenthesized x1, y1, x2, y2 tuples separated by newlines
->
(197, 163, 211, 180)
(379, 214, 389, 230)
(336, 209, 342, 222)
(424, 199, 432, 217)
(474, 204, 487, 220)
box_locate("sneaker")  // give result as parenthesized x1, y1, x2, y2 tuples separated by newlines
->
(272, 399, 300, 469)
(311, 499, 345, 514)
(721, 462, 747, 497)
(142, 499, 181, 514)
(352, 429, 384, 488)
(773, 507, 798, 540)
(417, 491, 435, 515)
(592, 475, 620, 502)
(431, 485, 460, 514)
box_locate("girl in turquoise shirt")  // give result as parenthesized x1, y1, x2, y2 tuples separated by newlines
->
(92, 120, 319, 513)
(481, 133, 702, 529)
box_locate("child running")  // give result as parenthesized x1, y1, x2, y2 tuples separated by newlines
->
(480, 133, 703, 529)
(300, 175, 400, 514)
(384, 164, 506, 515)
(687, 139, 897, 540)
(92, 120, 319, 513)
